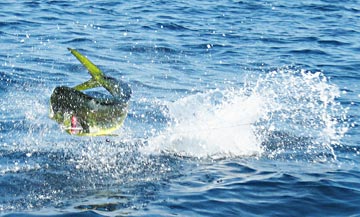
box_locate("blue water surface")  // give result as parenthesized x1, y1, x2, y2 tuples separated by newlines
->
(1, 0, 360, 216)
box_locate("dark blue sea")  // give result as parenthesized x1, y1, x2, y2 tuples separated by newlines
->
(1, 0, 360, 216)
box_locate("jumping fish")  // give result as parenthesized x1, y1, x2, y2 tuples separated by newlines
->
(50, 48, 131, 136)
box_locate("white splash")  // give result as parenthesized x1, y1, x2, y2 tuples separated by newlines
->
(142, 68, 349, 159)
(143, 89, 265, 158)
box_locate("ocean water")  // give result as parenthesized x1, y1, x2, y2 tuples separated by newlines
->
(1, 0, 360, 216)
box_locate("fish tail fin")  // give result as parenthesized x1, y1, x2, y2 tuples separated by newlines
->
(68, 48, 131, 101)
(73, 78, 101, 91)
(68, 48, 104, 81)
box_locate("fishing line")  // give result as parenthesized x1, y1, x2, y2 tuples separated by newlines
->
(103, 120, 257, 140)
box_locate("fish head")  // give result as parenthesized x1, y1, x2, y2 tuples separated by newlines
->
(50, 86, 128, 136)
(50, 86, 90, 135)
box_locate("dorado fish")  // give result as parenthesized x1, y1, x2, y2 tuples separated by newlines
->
(50, 48, 131, 136)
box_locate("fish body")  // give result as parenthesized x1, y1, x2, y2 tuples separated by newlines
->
(50, 48, 131, 136)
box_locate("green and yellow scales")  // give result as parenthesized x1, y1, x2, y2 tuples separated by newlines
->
(50, 48, 131, 136)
